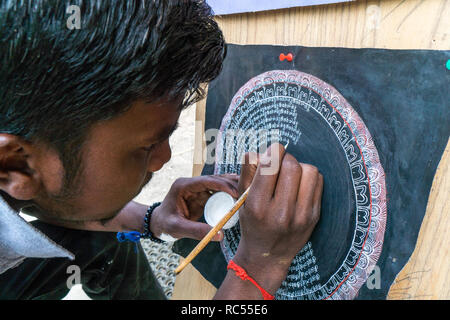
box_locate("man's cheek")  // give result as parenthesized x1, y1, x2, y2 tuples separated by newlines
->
(35, 148, 66, 195)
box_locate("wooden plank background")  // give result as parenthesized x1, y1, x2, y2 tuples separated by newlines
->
(172, 0, 450, 300)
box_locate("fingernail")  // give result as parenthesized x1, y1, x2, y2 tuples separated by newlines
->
(213, 230, 223, 241)
(0, 136, 9, 147)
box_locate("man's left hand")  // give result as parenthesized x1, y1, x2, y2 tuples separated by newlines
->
(150, 174, 239, 241)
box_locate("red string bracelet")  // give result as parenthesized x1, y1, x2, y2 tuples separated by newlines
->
(227, 260, 275, 300)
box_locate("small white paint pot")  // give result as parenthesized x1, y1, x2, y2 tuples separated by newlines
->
(204, 191, 240, 230)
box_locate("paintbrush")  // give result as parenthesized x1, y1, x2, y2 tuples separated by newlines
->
(175, 141, 289, 274)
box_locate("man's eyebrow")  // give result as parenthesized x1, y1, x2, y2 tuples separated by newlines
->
(151, 121, 180, 143)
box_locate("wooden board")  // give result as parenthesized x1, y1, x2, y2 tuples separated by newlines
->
(173, 0, 450, 300)
(387, 140, 450, 300)
(213, 0, 449, 49)
(172, 258, 217, 300)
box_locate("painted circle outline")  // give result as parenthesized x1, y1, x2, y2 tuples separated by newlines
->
(213, 70, 387, 300)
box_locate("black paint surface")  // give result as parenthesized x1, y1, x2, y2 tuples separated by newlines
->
(173, 44, 450, 299)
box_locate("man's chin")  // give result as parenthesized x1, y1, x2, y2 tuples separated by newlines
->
(30, 194, 126, 225)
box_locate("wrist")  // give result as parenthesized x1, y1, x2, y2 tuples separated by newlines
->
(148, 203, 163, 236)
(227, 260, 275, 300)
(141, 202, 165, 243)
(115, 201, 148, 232)
(233, 247, 290, 295)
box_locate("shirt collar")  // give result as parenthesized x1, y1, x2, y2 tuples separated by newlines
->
(0, 193, 74, 261)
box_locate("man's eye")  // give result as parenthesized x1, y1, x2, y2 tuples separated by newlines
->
(143, 144, 156, 152)
(143, 137, 168, 152)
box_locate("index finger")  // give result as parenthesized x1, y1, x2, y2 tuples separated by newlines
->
(238, 151, 259, 195)
(251, 142, 287, 199)
(185, 175, 239, 198)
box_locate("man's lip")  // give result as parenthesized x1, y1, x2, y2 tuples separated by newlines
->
(145, 172, 153, 184)
(137, 172, 153, 193)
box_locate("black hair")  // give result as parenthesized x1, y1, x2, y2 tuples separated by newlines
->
(0, 0, 226, 189)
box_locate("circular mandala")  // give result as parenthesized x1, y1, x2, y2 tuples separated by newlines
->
(214, 70, 387, 300)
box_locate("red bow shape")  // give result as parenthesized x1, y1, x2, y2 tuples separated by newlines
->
(279, 53, 293, 62)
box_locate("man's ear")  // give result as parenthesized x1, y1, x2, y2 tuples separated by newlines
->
(0, 134, 41, 200)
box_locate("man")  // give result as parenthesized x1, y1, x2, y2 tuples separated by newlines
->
(0, 0, 323, 299)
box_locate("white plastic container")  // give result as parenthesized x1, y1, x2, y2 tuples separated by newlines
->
(204, 191, 240, 230)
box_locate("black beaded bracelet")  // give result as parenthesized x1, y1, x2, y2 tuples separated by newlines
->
(141, 202, 165, 243)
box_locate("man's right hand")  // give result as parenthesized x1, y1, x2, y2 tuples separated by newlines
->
(215, 143, 323, 299)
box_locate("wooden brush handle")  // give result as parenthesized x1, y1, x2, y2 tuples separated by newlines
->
(175, 186, 250, 274)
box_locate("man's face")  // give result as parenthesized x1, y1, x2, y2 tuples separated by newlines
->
(33, 97, 182, 223)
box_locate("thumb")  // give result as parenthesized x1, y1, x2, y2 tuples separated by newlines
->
(174, 218, 224, 242)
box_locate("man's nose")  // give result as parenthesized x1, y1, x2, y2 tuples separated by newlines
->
(147, 139, 172, 173)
